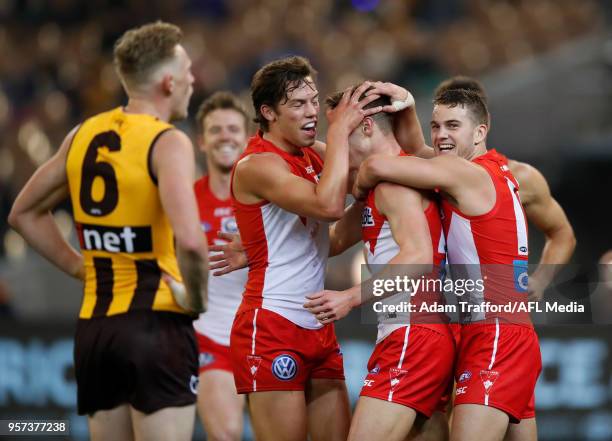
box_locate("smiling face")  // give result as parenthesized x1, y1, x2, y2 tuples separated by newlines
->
(200, 108, 247, 174)
(430, 103, 487, 159)
(264, 77, 319, 149)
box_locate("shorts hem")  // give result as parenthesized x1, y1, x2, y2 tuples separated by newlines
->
(237, 385, 305, 394)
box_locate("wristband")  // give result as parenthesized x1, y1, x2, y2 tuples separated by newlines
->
(391, 91, 415, 112)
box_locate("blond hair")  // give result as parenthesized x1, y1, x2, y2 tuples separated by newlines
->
(113, 21, 182, 88)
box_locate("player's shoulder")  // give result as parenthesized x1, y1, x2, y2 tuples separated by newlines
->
(235, 151, 290, 177)
(507, 160, 548, 189)
(374, 182, 423, 213)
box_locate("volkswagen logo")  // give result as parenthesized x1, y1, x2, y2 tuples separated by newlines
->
(272, 354, 298, 381)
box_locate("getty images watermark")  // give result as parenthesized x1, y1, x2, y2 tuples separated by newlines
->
(360, 264, 611, 325)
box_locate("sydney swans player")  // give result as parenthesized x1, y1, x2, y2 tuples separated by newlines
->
(192, 92, 250, 441)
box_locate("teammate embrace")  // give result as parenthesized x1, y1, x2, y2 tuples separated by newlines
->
(9, 18, 575, 441)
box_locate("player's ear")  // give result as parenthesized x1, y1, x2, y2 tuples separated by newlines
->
(362, 117, 374, 136)
(161, 74, 174, 96)
(260, 104, 277, 124)
(474, 123, 488, 144)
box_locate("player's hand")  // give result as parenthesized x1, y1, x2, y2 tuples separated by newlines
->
(162, 273, 204, 314)
(527, 274, 548, 302)
(304, 290, 357, 324)
(209, 232, 248, 276)
(365, 81, 415, 113)
(326, 81, 382, 132)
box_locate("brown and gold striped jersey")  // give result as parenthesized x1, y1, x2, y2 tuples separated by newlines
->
(66, 107, 187, 318)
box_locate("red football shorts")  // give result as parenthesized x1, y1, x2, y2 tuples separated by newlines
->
(360, 324, 455, 418)
(230, 308, 345, 394)
(453, 320, 542, 422)
(196, 332, 233, 374)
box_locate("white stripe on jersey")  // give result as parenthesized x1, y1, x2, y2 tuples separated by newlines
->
(366, 219, 412, 343)
(506, 178, 528, 256)
(445, 212, 486, 321)
(259, 203, 329, 329)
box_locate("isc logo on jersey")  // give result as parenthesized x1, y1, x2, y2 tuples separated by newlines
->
(79, 223, 152, 253)
(362, 207, 375, 227)
(271, 354, 298, 381)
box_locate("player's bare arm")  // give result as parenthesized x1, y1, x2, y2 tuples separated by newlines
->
(509, 159, 576, 300)
(354, 154, 495, 216)
(328, 202, 363, 257)
(305, 183, 433, 323)
(8, 126, 85, 280)
(234, 83, 382, 222)
(153, 128, 209, 313)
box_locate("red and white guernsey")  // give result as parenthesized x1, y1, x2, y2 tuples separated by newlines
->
(440, 149, 530, 324)
(231, 133, 329, 329)
(193, 176, 248, 346)
(362, 180, 447, 343)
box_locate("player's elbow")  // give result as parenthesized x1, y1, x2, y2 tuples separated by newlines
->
(175, 235, 207, 257)
(319, 205, 345, 222)
(7, 205, 25, 233)
(549, 224, 577, 254)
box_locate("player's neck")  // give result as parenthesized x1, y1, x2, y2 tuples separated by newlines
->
(465, 143, 488, 161)
(374, 135, 402, 157)
(207, 165, 231, 200)
(124, 97, 171, 122)
(263, 130, 303, 155)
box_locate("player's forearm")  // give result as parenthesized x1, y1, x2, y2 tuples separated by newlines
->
(361, 155, 431, 192)
(394, 106, 427, 155)
(532, 226, 576, 284)
(328, 202, 363, 257)
(176, 243, 209, 313)
(9, 212, 84, 280)
(315, 125, 350, 219)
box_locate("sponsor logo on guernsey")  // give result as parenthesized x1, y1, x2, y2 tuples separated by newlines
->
(389, 368, 408, 391)
(220, 216, 238, 234)
(456, 386, 468, 395)
(513, 260, 529, 292)
(247, 355, 262, 377)
(369, 364, 381, 374)
(272, 354, 298, 381)
(363, 379, 375, 387)
(189, 375, 199, 395)
(199, 352, 215, 368)
(200, 221, 212, 233)
(362, 207, 375, 227)
(214, 207, 232, 217)
(459, 370, 472, 383)
(479, 370, 500, 394)
(78, 223, 152, 253)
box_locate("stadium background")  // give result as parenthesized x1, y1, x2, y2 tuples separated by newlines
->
(1, 0, 611, 439)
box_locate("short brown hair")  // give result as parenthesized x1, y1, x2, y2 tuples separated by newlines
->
(434, 89, 489, 126)
(326, 85, 392, 133)
(195, 91, 249, 134)
(251, 56, 317, 132)
(434, 76, 488, 103)
(113, 21, 182, 86)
